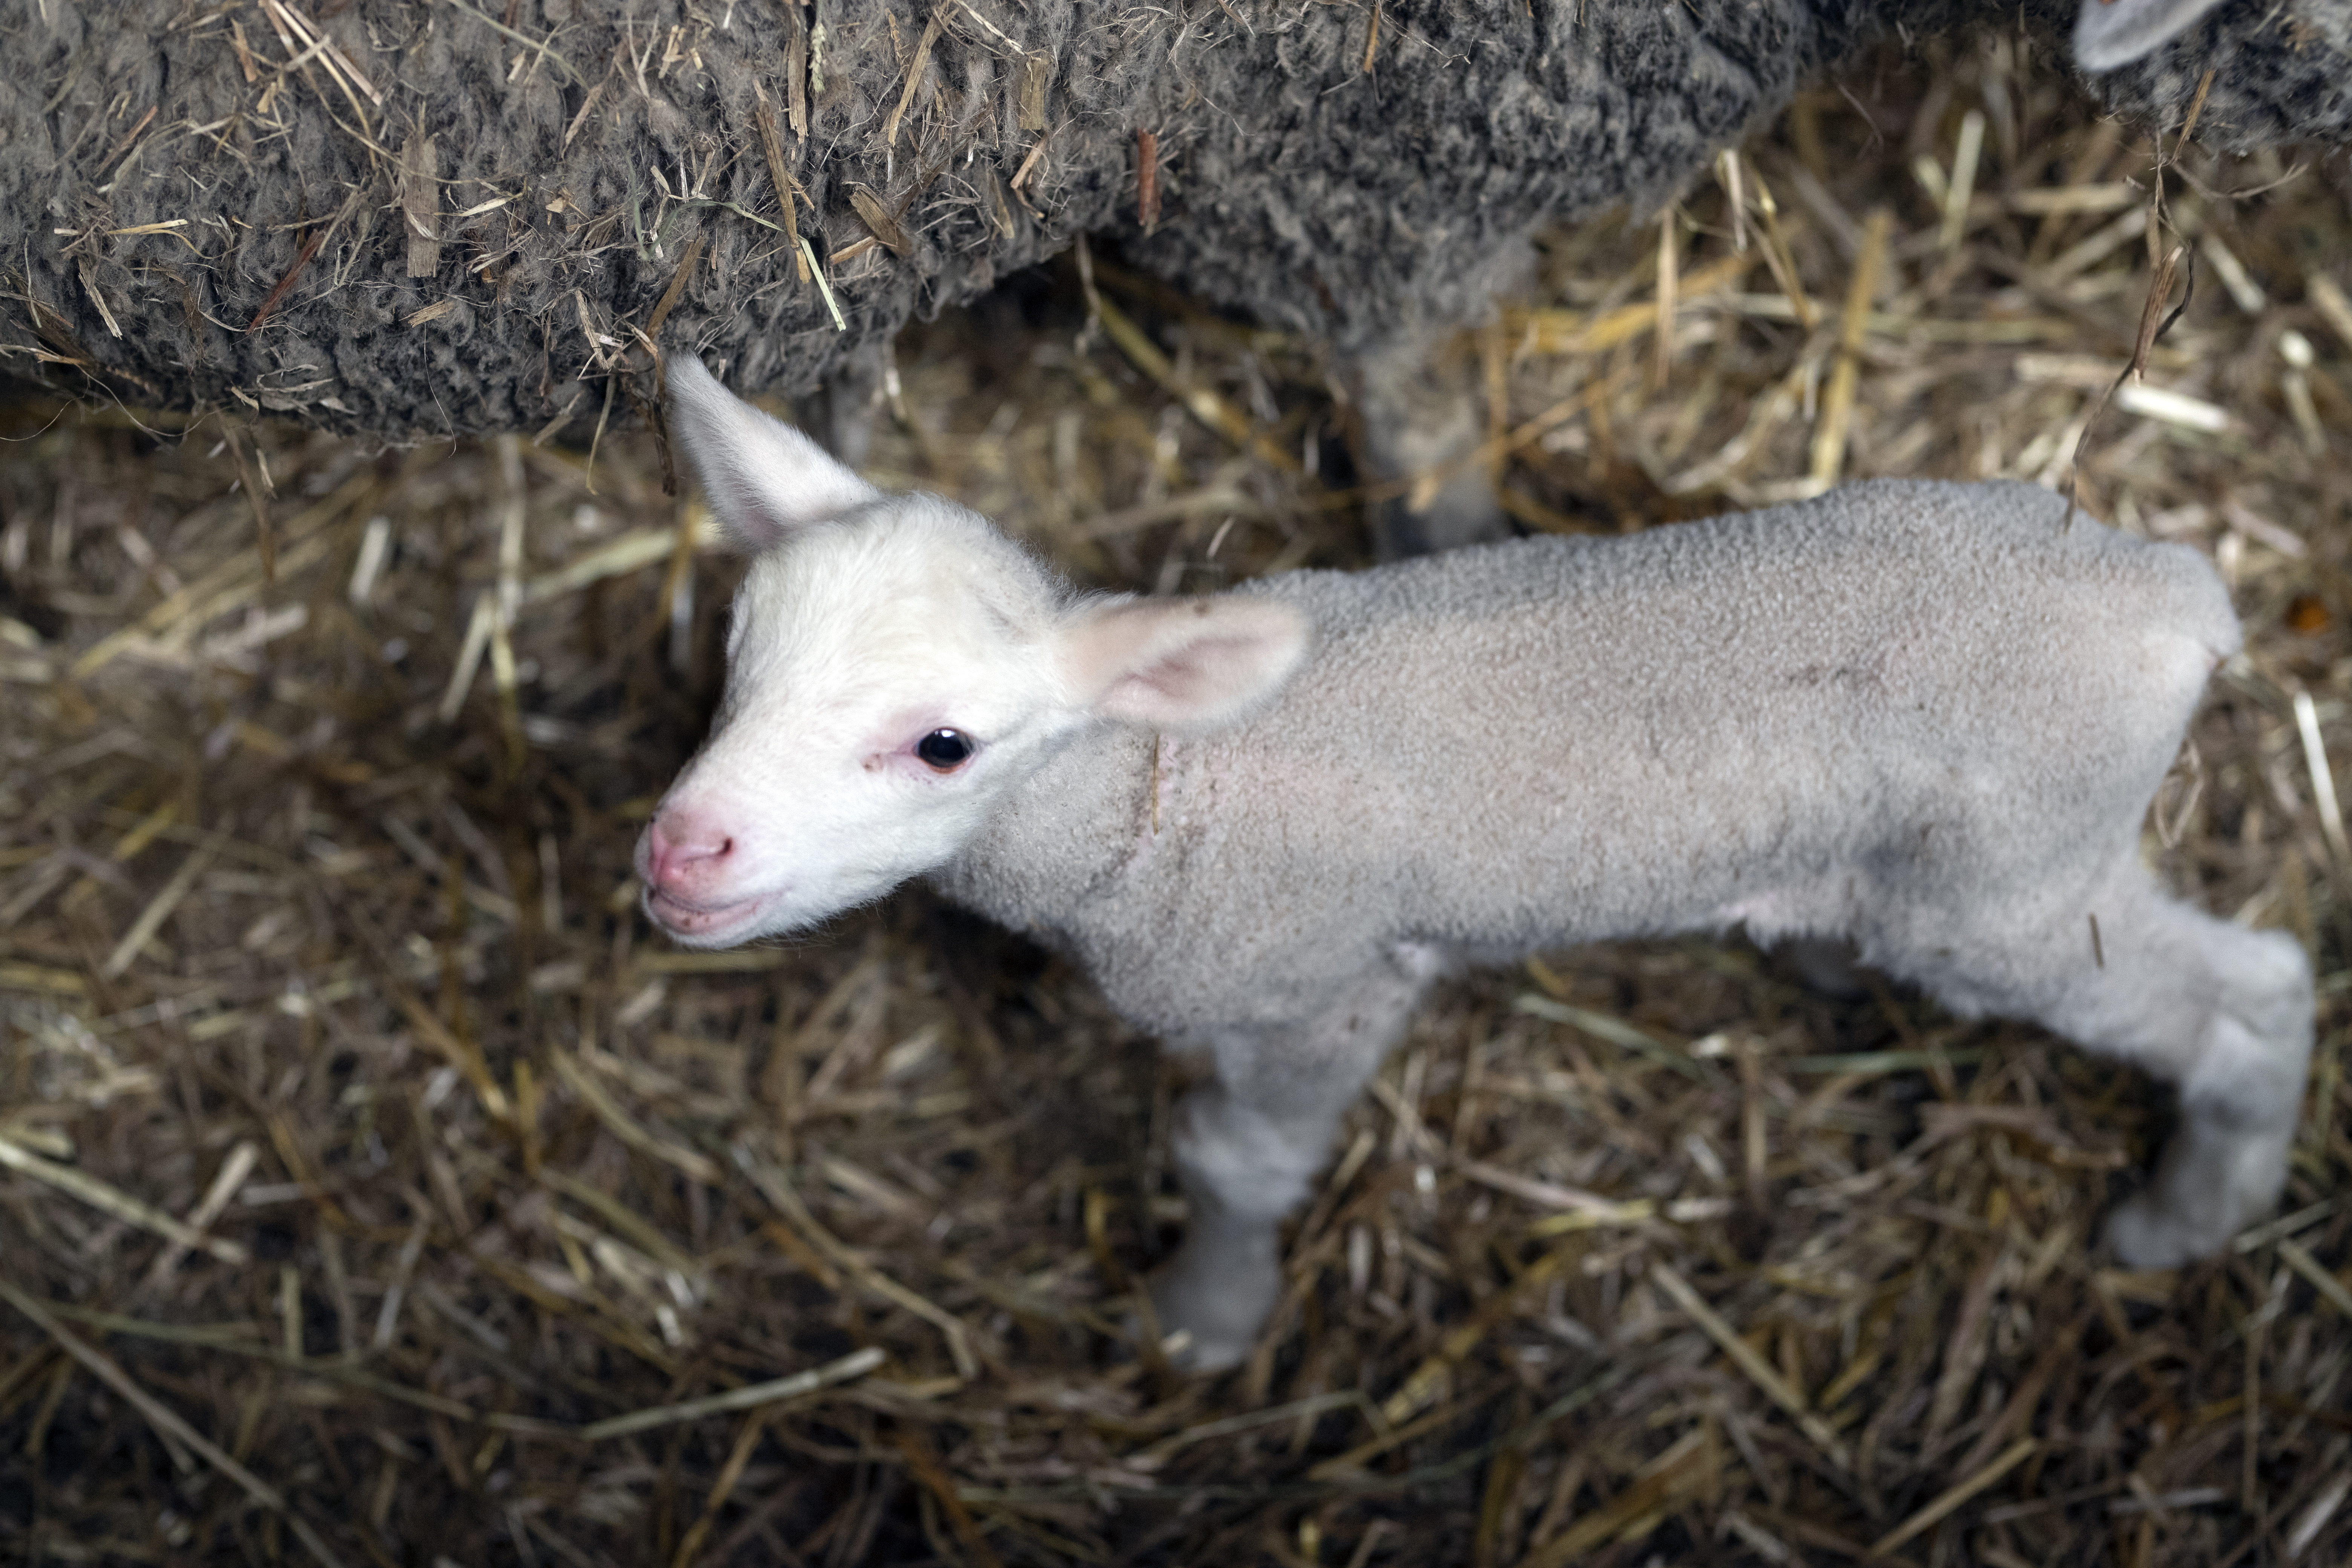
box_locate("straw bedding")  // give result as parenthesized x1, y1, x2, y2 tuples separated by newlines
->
(3, 34, 2350, 1568)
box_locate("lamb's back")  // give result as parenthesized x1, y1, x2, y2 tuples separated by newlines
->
(1193, 479, 2230, 947)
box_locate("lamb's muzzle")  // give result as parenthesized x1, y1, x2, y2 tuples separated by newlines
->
(642, 353, 2315, 1373)
(637, 812, 765, 940)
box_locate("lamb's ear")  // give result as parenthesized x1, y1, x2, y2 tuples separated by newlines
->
(2073, 0, 2231, 70)
(663, 352, 879, 551)
(1060, 596, 1312, 732)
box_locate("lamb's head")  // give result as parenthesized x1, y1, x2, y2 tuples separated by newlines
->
(635, 354, 1310, 948)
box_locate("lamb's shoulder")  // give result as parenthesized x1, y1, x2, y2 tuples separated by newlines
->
(926, 724, 1158, 940)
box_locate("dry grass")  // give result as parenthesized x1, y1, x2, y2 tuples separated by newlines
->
(4, 37, 2350, 1568)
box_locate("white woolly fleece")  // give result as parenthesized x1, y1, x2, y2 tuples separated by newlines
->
(933, 479, 2236, 1041)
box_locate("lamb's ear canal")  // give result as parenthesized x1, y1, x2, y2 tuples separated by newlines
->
(2073, 0, 2231, 70)
(662, 351, 880, 552)
(1062, 596, 1312, 732)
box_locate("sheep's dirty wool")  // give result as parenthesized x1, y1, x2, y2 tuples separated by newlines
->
(3, 24, 2352, 1568)
(0, 0, 2340, 442)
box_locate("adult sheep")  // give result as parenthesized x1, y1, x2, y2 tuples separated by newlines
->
(0, 0, 2331, 525)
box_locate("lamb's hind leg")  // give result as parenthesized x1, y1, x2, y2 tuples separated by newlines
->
(1897, 861, 2312, 1268)
(1150, 945, 1445, 1372)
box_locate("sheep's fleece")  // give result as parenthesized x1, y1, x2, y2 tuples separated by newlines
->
(637, 353, 2314, 1367)
(4, 0, 2343, 438)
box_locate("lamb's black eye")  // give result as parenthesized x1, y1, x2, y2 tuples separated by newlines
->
(916, 729, 974, 772)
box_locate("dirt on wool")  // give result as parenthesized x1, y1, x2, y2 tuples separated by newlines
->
(0, 0, 2293, 448)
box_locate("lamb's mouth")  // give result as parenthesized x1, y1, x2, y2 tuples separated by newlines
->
(644, 887, 766, 943)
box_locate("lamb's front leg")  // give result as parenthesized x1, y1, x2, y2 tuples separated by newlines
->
(1150, 945, 1445, 1372)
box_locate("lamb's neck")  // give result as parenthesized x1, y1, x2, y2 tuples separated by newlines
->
(925, 721, 1156, 941)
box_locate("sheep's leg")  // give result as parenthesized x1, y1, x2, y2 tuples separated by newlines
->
(1150, 944, 1446, 1372)
(1338, 338, 1508, 560)
(1894, 862, 2312, 1267)
(796, 338, 889, 467)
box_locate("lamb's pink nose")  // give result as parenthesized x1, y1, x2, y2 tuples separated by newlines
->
(642, 811, 735, 893)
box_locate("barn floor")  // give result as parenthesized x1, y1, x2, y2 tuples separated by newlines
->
(4, 36, 2350, 1568)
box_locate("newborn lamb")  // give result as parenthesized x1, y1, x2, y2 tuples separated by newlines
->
(637, 354, 2314, 1372)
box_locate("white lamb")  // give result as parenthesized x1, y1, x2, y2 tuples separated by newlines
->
(638, 354, 2314, 1372)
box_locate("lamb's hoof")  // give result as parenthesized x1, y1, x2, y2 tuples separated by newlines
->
(1143, 1257, 1279, 1376)
(1777, 937, 1869, 1000)
(2102, 1192, 2224, 1271)
(1133, 1318, 1250, 1376)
